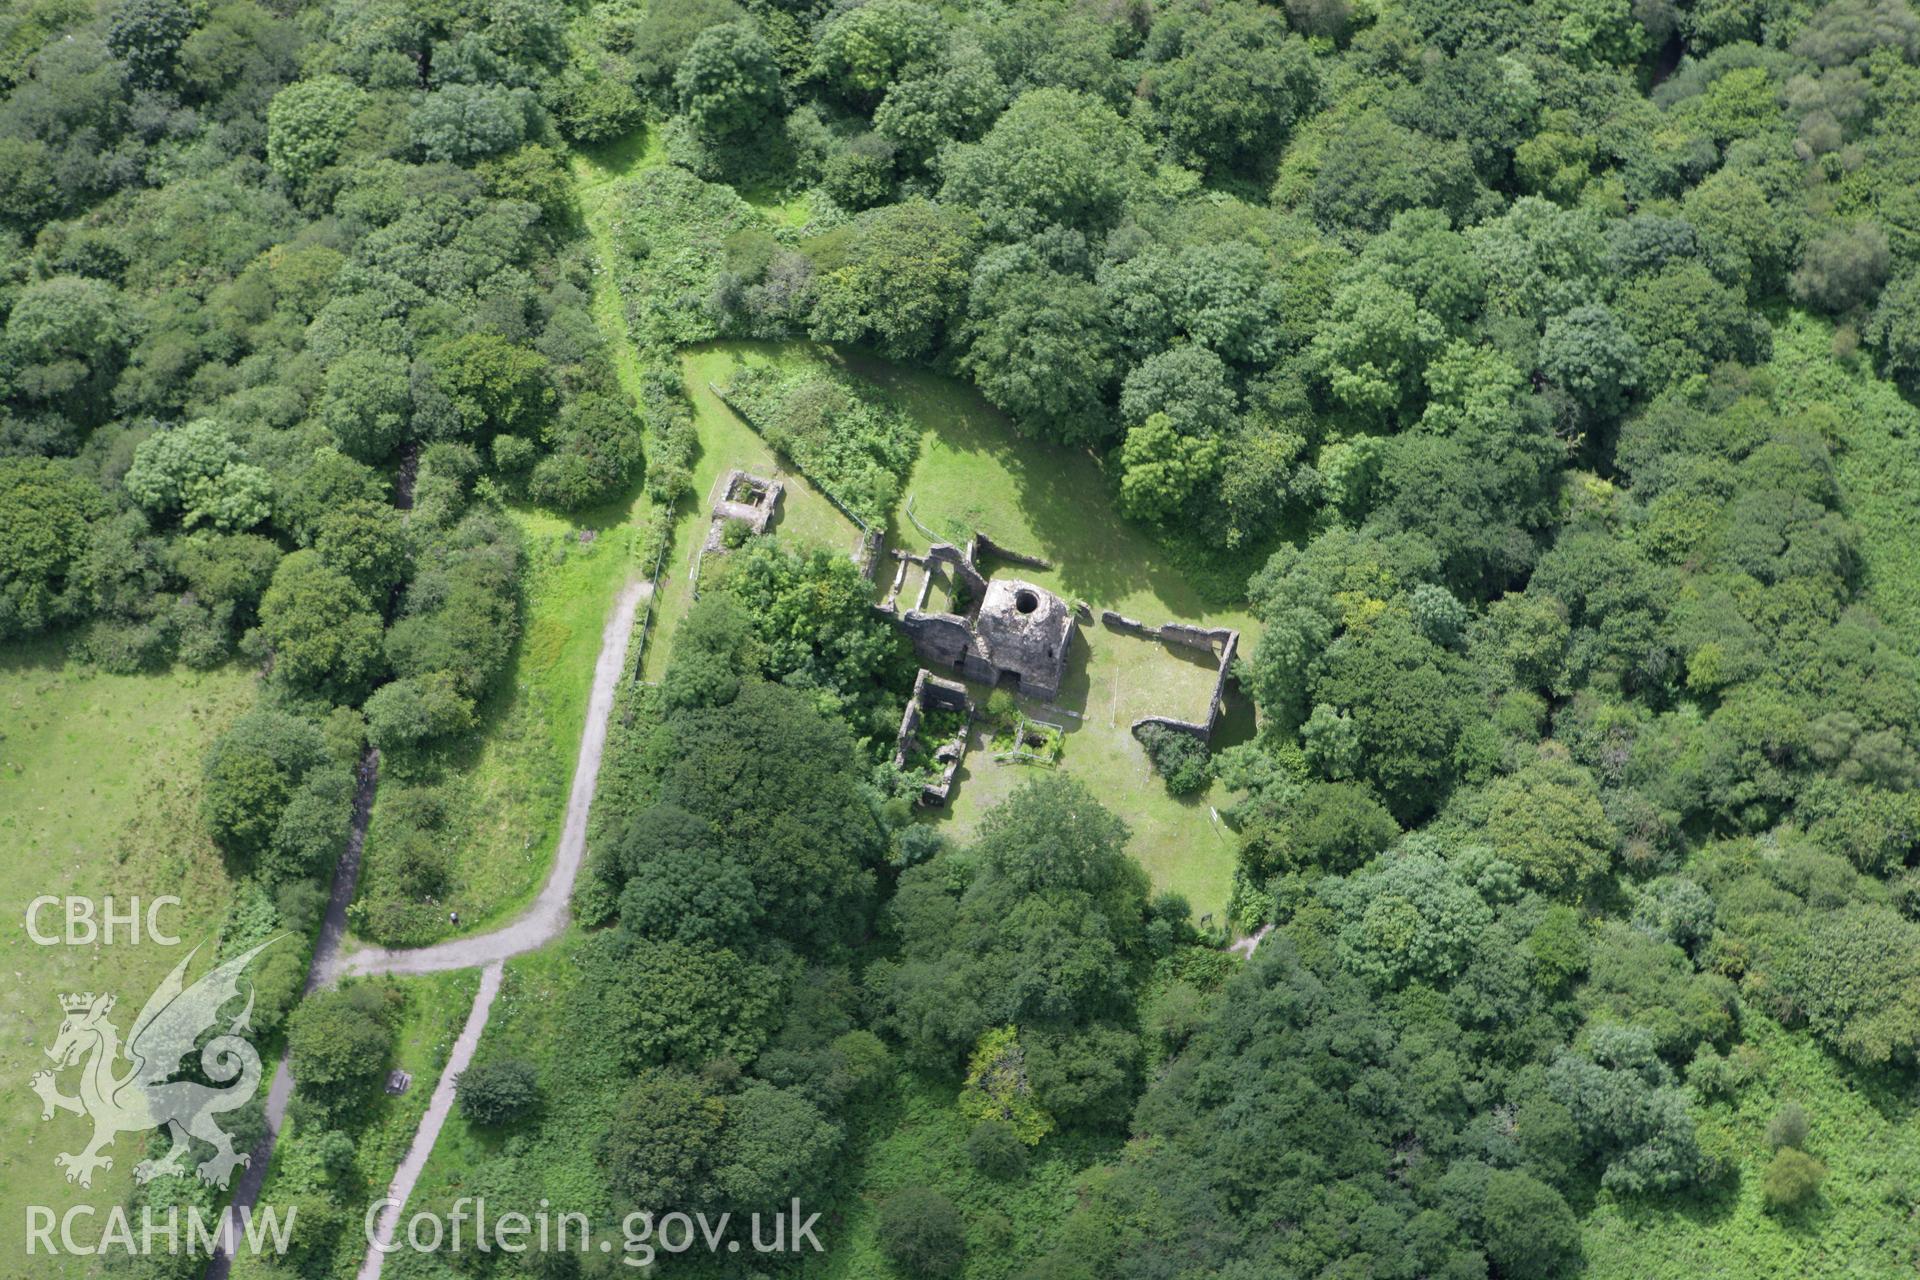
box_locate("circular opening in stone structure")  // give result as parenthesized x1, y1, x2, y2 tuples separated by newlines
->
(1014, 588, 1040, 614)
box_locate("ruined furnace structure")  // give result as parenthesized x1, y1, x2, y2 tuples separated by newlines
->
(882, 536, 1076, 702)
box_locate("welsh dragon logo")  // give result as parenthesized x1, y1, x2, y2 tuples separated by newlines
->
(29, 937, 280, 1190)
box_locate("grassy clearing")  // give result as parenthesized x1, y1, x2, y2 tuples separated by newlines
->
(350, 510, 636, 946)
(571, 126, 666, 195)
(1581, 1014, 1919, 1278)
(570, 147, 1255, 906)
(715, 345, 920, 526)
(686, 346, 874, 553)
(843, 352, 1254, 919)
(571, 126, 666, 420)
(637, 343, 864, 681)
(571, 133, 863, 684)
(615, 336, 1251, 917)
(922, 621, 1241, 920)
(345, 123, 667, 948)
(230, 968, 480, 1280)
(0, 643, 254, 1265)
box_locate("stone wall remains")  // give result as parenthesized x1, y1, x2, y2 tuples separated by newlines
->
(894, 669, 974, 806)
(972, 531, 1053, 571)
(1100, 611, 1240, 746)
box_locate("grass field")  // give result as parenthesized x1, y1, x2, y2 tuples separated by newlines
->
(0, 642, 255, 1274)
(350, 509, 639, 946)
(571, 124, 666, 426)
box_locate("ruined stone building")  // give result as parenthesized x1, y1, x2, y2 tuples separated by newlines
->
(884, 538, 1076, 701)
(967, 578, 1075, 698)
(893, 669, 974, 806)
(704, 469, 781, 552)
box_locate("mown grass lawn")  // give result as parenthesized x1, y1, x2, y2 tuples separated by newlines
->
(350, 508, 638, 947)
(846, 351, 1258, 921)
(0, 642, 255, 1269)
(846, 348, 1275, 617)
(923, 621, 1242, 921)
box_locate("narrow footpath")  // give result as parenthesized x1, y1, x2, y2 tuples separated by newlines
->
(206, 579, 649, 1279)
(209, 136, 667, 1280)
(355, 961, 504, 1280)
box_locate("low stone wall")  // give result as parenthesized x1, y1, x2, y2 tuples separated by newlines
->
(855, 527, 883, 581)
(881, 551, 912, 611)
(1101, 611, 1240, 746)
(1131, 713, 1211, 742)
(973, 531, 1052, 571)
(895, 702, 922, 764)
(1161, 620, 1236, 655)
(1207, 629, 1239, 735)
(1101, 610, 1233, 656)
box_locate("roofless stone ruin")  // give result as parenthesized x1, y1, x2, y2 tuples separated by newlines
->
(880, 533, 1075, 702)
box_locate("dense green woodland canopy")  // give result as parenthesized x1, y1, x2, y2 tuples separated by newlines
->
(4, 0, 1920, 1275)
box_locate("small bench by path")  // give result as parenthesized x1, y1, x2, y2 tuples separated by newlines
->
(356, 961, 504, 1280)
